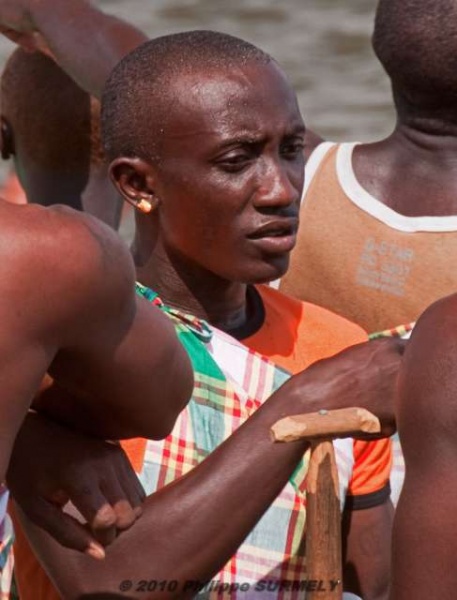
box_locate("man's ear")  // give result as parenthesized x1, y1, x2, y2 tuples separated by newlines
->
(109, 157, 160, 214)
(0, 117, 14, 161)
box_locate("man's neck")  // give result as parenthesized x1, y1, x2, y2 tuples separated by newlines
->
(132, 227, 251, 333)
(352, 122, 457, 216)
(389, 122, 457, 159)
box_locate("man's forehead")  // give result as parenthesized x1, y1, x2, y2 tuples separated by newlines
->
(174, 61, 291, 95)
(165, 63, 300, 126)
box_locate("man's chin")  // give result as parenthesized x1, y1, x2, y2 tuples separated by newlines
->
(239, 257, 290, 285)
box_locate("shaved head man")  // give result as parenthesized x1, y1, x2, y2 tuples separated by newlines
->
(0, 5, 404, 599)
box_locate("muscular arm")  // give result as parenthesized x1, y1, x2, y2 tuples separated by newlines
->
(390, 294, 457, 600)
(14, 338, 402, 598)
(0, 201, 192, 490)
(0, 302, 56, 486)
(39, 204, 193, 440)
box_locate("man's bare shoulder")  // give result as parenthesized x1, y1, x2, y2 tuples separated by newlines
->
(0, 200, 134, 343)
(405, 292, 457, 361)
(0, 199, 127, 265)
(397, 293, 457, 451)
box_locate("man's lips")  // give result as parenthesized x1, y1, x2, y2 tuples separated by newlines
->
(247, 218, 298, 240)
(246, 219, 298, 254)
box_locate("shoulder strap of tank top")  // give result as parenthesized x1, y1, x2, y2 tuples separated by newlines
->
(303, 141, 336, 197)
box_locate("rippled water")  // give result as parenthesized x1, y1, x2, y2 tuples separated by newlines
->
(95, 0, 395, 140)
(0, 0, 395, 146)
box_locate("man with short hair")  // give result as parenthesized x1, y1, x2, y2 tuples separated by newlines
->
(282, 0, 457, 332)
(0, 3, 400, 599)
(280, 0, 457, 504)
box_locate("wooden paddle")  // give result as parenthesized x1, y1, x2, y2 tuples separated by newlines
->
(271, 407, 380, 600)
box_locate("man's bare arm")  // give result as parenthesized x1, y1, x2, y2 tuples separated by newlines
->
(0, 201, 192, 486)
(12, 338, 403, 598)
(33, 204, 194, 440)
(390, 294, 457, 600)
(0, 0, 147, 99)
(7, 412, 146, 560)
(343, 501, 393, 600)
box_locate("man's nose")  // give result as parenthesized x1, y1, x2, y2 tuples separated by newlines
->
(253, 159, 302, 210)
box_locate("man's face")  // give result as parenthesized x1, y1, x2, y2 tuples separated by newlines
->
(151, 61, 305, 284)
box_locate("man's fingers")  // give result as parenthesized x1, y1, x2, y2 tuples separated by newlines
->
(119, 457, 146, 510)
(64, 476, 118, 545)
(18, 498, 105, 558)
(100, 470, 138, 532)
(90, 503, 119, 546)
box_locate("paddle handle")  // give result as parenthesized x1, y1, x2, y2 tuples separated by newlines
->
(271, 407, 380, 443)
(306, 440, 342, 600)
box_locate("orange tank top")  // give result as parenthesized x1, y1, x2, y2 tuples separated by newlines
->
(281, 142, 457, 333)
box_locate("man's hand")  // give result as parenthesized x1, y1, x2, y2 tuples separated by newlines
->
(7, 412, 145, 559)
(284, 337, 406, 437)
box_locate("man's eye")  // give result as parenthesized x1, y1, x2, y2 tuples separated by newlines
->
(281, 141, 305, 159)
(216, 154, 251, 172)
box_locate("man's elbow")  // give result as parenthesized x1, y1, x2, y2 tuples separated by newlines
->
(130, 352, 194, 440)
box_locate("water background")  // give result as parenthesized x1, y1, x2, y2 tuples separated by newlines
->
(0, 0, 396, 181)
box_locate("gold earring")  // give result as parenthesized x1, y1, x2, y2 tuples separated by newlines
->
(137, 199, 153, 214)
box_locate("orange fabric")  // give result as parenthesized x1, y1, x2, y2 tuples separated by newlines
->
(351, 435, 392, 497)
(120, 438, 147, 473)
(245, 284, 367, 372)
(281, 144, 457, 333)
(244, 285, 392, 498)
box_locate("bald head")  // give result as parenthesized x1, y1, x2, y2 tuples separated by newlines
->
(1, 48, 104, 172)
(373, 0, 457, 128)
(101, 30, 273, 163)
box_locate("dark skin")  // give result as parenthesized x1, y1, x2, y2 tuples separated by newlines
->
(352, 127, 457, 217)
(0, 2, 181, 555)
(13, 338, 401, 600)
(124, 65, 305, 328)
(300, 84, 457, 216)
(0, 0, 146, 228)
(7, 151, 124, 229)
(0, 198, 193, 557)
(389, 293, 457, 600)
(0, 58, 124, 228)
(1, 2, 399, 598)
(302, 125, 457, 218)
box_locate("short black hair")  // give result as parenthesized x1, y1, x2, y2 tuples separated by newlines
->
(1, 48, 105, 169)
(101, 30, 272, 162)
(373, 0, 457, 129)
